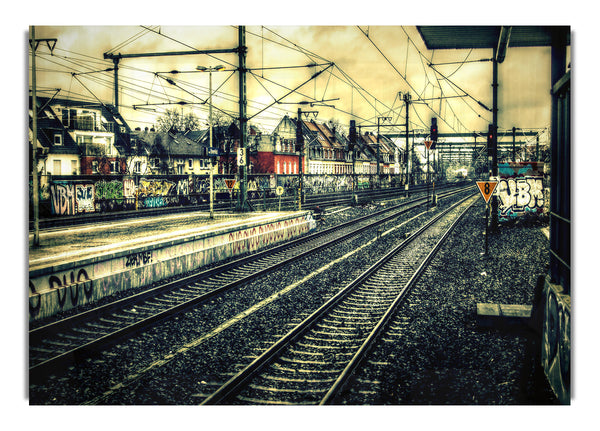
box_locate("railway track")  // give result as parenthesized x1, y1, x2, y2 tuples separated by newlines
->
(29, 186, 473, 382)
(31, 182, 465, 230)
(200, 193, 477, 405)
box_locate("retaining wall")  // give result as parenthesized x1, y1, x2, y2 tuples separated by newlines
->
(29, 212, 314, 322)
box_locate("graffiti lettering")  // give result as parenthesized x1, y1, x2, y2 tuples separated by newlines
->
(497, 177, 544, 219)
(76, 184, 95, 213)
(125, 251, 153, 267)
(47, 269, 92, 307)
(123, 178, 136, 198)
(143, 196, 166, 208)
(95, 180, 123, 202)
(50, 183, 76, 215)
(138, 179, 175, 197)
(176, 179, 189, 195)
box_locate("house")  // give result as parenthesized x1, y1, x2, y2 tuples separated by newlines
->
(269, 115, 305, 175)
(358, 131, 396, 175)
(29, 96, 132, 175)
(135, 130, 213, 175)
(193, 123, 241, 175)
(29, 96, 80, 176)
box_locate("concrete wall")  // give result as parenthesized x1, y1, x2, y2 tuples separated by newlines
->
(29, 212, 314, 322)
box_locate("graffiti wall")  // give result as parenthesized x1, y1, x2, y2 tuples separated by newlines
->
(29, 212, 314, 321)
(496, 162, 545, 221)
(542, 278, 570, 404)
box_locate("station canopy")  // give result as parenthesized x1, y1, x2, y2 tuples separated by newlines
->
(416, 25, 570, 50)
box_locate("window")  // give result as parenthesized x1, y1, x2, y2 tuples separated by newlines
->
(177, 164, 183, 174)
(71, 160, 77, 175)
(111, 161, 119, 173)
(54, 133, 62, 146)
(76, 135, 92, 145)
(188, 159, 193, 169)
(134, 161, 141, 174)
(53, 160, 61, 175)
(92, 161, 99, 173)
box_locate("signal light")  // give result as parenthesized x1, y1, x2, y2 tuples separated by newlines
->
(487, 124, 494, 155)
(430, 117, 438, 142)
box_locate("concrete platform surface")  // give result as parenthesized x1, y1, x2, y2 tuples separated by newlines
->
(29, 211, 297, 272)
(29, 210, 313, 321)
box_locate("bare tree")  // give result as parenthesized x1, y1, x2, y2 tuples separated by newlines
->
(156, 109, 200, 133)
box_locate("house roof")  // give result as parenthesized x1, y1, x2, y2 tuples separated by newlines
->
(29, 96, 79, 154)
(313, 122, 345, 150)
(305, 121, 332, 149)
(139, 131, 208, 157)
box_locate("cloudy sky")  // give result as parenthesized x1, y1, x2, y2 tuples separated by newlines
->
(30, 21, 563, 146)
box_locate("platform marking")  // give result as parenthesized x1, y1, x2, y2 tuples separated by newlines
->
(81, 209, 429, 404)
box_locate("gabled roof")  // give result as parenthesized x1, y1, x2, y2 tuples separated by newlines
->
(138, 131, 208, 157)
(305, 121, 332, 149)
(29, 96, 79, 154)
(43, 96, 132, 133)
(313, 122, 345, 150)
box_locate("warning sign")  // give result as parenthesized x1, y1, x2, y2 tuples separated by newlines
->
(225, 179, 236, 190)
(476, 181, 498, 203)
(424, 140, 433, 150)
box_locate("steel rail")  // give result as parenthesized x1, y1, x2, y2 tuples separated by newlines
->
(200, 192, 477, 405)
(320, 194, 477, 404)
(29, 186, 472, 382)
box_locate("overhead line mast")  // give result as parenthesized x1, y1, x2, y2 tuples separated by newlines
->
(102, 28, 252, 212)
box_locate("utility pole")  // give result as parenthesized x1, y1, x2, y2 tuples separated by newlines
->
(30, 26, 39, 247)
(297, 108, 304, 210)
(29, 27, 57, 248)
(512, 126, 516, 161)
(237, 26, 249, 212)
(491, 47, 499, 230)
(376, 116, 391, 179)
(197, 64, 225, 218)
(296, 108, 318, 209)
(113, 58, 119, 111)
(404, 92, 411, 192)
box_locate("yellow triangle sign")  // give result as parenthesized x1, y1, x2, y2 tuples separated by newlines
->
(476, 181, 498, 203)
(225, 179, 236, 190)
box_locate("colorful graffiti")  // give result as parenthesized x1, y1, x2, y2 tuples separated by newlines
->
(76, 184, 95, 213)
(95, 180, 124, 203)
(123, 178, 136, 198)
(542, 280, 570, 404)
(138, 178, 176, 208)
(50, 183, 76, 215)
(138, 178, 176, 197)
(496, 162, 545, 221)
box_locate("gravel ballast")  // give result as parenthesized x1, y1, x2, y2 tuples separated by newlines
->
(29, 195, 559, 405)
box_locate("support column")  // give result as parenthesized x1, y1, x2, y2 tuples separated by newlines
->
(237, 26, 249, 212)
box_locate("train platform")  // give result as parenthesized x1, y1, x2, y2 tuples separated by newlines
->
(29, 210, 314, 322)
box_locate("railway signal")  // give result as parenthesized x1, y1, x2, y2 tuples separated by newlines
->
(476, 180, 498, 255)
(476, 181, 498, 203)
(430, 117, 438, 142)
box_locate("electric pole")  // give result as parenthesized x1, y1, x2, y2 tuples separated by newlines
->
(29, 27, 57, 247)
(404, 92, 411, 190)
(376, 116, 391, 179)
(237, 26, 249, 212)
